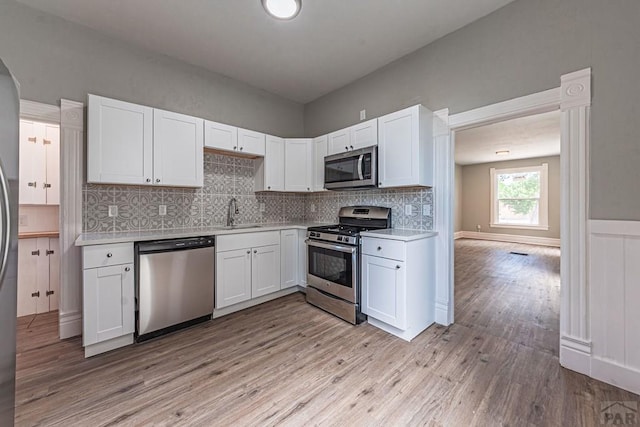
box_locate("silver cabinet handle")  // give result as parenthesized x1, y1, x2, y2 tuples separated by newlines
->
(155, 179, 160, 183)
(233, 146, 237, 150)
(124, 267, 130, 272)
(396, 265, 401, 269)
(0, 161, 11, 287)
(267, 186, 271, 190)
(253, 250, 257, 254)
(106, 252, 113, 258)
(344, 146, 349, 151)
(240, 147, 244, 151)
(350, 145, 354, 150)
(377, 246, 382, 251)
(246, 250, 251, 254)
(307, 187, 310, 191)
(146, 178, 151, 183)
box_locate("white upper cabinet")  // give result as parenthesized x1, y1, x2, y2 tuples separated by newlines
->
(88, 95, 203, 187)
(327, 128, 351, 156)
(237, 128, 266, 156)
(255, 135, 285, 192)
(88, 95, 153, 185)
(153, 109, 203, 187)
(312, 135, 328, 192)
(284, 138, 313, 192)
(19, 120, 59, 205)
(204, 120, 237, 152)
(350, 119, 378, 151)
(377, 105, 433, 188)
(327, 119, 378, 156)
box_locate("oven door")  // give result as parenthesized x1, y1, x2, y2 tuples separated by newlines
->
(306, 239, 357, 303)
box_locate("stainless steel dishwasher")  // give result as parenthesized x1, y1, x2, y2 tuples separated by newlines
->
(135, 236, 215, 342)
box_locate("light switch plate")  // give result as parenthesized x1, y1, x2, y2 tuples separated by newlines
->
(423, 204, 432, 216)
(405, 204, 412, 215)
(310, 203, 316, 213)
(259, 203, 265, 213)
(360, 110, 366, 120)
(108, 205, 118, 217)
(159, 205, 167, 216)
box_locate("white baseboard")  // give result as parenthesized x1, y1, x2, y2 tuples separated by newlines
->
(560, 335, 592, 377)
(213, 287, 300, 319)
(434, 300, 451, 326)
(455, 231, 560, 247)
(59, 311, 82, 339)
(591, 357, 640, 395)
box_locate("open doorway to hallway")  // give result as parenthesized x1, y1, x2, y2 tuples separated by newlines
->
(453, 110, 561, 355)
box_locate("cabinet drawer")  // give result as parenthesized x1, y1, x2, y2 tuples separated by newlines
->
(361, 237, 405, 261)
(83, 242, 134, 269)
(216, 231, 280, 252)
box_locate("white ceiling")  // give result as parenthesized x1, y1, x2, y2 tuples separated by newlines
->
(16, 0, 516, 103)
(455, 110, 561, 165)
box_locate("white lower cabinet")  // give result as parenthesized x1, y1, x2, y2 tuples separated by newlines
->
(215, 231, 281, 309)
(361, 235, 435, 342)
(280, 229, 299, 289)
(82, 242, 135, 357)
(17, 237, 59, 317)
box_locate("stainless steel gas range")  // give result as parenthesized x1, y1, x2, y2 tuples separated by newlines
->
(306, 206, 392, 324)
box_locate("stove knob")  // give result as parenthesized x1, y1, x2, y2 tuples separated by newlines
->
(337, 236, 343, 241)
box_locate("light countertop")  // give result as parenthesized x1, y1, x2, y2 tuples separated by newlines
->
(75, 222, 330, 246)
(19, 231, 60, 239)
(360, 229, 438, 242)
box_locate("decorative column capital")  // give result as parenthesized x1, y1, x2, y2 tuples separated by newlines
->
(561, 68, 591, 111)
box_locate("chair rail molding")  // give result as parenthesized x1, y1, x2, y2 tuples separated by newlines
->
(60, 99, 84, 339)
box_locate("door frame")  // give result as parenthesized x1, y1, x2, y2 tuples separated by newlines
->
(435, 68, 592, 375)
(20, 99, 84, 339)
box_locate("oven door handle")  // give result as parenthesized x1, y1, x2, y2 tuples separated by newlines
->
(357, 154, 364, 180)
(305, 239, 357, 254)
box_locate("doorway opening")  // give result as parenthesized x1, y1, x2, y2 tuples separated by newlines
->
(453, 110, 561, 356)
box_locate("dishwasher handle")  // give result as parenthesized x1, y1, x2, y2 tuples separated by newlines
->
(136, 236, 215, 254)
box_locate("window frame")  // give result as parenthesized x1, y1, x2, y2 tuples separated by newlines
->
(489, 163, 549, 230)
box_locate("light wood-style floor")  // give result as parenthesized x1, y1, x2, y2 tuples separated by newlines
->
(15, 239, 638, 426)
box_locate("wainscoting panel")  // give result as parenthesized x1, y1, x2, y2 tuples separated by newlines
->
(589, 220, 640, 394)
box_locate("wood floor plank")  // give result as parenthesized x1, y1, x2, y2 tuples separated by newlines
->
(14, 239, 638, 426)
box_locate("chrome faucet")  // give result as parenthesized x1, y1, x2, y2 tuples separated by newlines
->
(227, 197, 239, 227)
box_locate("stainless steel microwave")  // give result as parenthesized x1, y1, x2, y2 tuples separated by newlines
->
(324, 146, 377, 190)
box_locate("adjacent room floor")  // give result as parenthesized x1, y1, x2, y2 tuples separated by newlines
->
(15, 239, 638, 426)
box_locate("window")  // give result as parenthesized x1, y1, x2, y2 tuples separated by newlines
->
(490, 163, 548, 230)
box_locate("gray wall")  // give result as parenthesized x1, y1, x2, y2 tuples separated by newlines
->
(455, 164, 462, 232)
(0, 0, 303, 137)
(460, 156, 560, 239)
(304, 0, 640, 221)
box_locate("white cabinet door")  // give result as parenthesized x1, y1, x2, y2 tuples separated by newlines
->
(312, 135, 327, 192)
(47, 238, 60, 312)
(237, 128, 266, 156)
(44, 123, 60, 205)
(216, 249, 252, 308)
(252, 244, 281, 298)
(153, 109, 204, 187)
(35, 237, 50, 315)
(280, 230, 298, 289)
(204, 120, 238, 152)
(362, 255, 406, 329)
(83, 263, 135, 346)
(284, 138, 312, 192)
(264, 135, 285, 191)
(327, 128, 351, 156)
(18, 120, 46, 205)
(17, 239, 38, 317)
(88, 95, 153, 185)
(378, 105, 432, 188)
(350, 119, 378, 150)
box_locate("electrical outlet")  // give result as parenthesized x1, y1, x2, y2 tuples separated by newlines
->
(19, 215, 28, 226)
(259, 203, 265, 213)
(310, 203, 316, 213)
(360, 110, 366, 121)
(422, 204, 432, 216)
(405, 204, 413, 216)
(476, 224, 482, 231)
(159, 205, 167, 216)
(108, 205, 118, 218)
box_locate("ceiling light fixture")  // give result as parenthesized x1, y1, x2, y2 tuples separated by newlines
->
(496, 150, 510, 156)
(262, 0, 301, 20)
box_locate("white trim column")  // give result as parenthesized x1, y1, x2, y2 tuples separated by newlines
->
(559, 68, 592, 375)
(59, 100, 84, 339)
(432, 109, 454, 325)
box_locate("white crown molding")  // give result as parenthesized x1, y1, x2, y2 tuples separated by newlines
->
(20, 99, 60, 124)
(561, 68, 591, 110)
(449, 87, 561, 131)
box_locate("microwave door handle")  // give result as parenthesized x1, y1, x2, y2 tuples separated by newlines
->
(357, 154, 364, 180)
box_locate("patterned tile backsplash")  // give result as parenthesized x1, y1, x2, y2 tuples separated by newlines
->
(83, 153, 433, 233)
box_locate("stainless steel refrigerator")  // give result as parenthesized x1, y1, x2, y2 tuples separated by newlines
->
(0, 58, 19, 426)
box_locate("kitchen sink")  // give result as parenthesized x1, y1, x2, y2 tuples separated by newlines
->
(217, 224, 263, 230)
